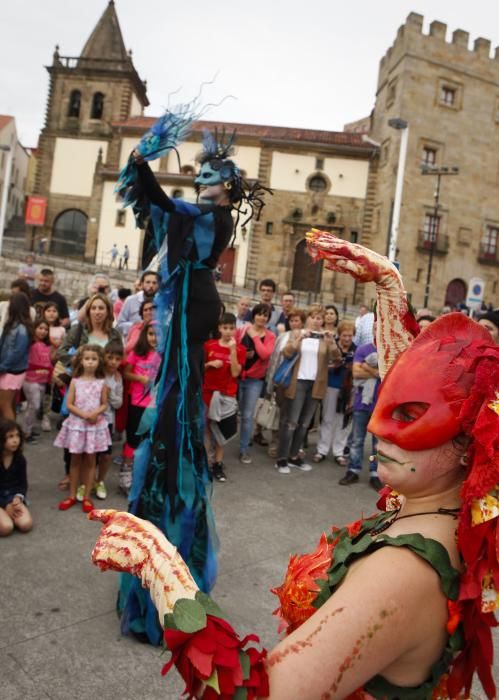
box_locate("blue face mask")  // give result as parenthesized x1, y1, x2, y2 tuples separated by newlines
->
(194, 159, 238, 186)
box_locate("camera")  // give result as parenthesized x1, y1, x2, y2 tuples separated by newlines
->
(97, 286, 108, 293)
(309, 331, 323, 339)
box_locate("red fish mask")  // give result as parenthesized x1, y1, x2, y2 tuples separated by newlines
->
(368, 313, 494, 450)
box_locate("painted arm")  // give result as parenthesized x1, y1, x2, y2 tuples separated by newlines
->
(90, 510, 198, 624)
(264, 545, 447, 699)
(90, 512, 445, 699)
(305, 230, 419, 378)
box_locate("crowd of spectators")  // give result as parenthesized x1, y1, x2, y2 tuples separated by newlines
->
(0, 262, 497, 536)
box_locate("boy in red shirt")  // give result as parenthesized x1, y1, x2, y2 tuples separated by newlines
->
(203, 313, 246, 482)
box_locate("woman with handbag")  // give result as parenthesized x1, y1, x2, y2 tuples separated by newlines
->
(265, 308, 306, 458)
(236, 304, 275, 464)
(274, 307, 340, 474)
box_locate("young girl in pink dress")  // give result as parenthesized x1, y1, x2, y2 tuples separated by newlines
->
(22, 319, 53, 442)
(120, 323, 160, 494)
(55, 344, 110, 513)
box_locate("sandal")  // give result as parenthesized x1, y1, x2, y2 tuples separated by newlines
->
(82, 498, 94, 514)
(313, 453, 326, 463)
(59, 497, 77, 511)
(58, 476, 70, 491)
(334, 455, 348, 467)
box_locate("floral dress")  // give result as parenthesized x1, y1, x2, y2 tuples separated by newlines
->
(54, 378, 111, 454)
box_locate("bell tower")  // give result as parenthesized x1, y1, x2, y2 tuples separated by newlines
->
(34, 1, 149, 258)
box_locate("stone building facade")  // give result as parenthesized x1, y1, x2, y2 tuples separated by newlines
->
(33, 1, 374, 307)
(363, 12, 499, 310)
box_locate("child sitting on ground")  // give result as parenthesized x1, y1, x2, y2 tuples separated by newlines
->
(94, 342, 124, 500)
(203, 313, 246, 482)
(0, 419, 33, 536)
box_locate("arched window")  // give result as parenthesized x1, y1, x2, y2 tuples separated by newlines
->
(51, 209, 88, 258)
(307, 174, 328, 193)
(68, 90, 81, 118)
(91, 92, 105, 119)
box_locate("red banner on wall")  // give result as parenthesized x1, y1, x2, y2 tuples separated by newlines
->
(25, 196, 47, 226)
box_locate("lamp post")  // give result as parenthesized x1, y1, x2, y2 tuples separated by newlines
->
(0, 144, 14, 257)
(420, 165, 459, 308)
(387, 118, 409, 263)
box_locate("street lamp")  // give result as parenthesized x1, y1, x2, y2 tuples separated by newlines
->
(0, 144, 14, 257)
(420, 165, 459, 308)
(387, 118, 409, 263)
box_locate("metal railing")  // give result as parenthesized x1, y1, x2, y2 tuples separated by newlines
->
(477, 243, 499, 265)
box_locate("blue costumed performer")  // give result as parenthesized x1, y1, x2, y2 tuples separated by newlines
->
(115, 105, 271, 644)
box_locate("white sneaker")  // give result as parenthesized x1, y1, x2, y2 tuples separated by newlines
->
(76, 484, 85, 502)
(239, 453, 252, 464)
(275, 461, 291, 474)
(41, 416, 51, 432)
(288, 458, 313, 472)
(95, 481, 107, 499)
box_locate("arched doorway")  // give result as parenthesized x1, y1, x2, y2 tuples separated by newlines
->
(291, 239, 323, 293)
(445, 278, 467, 308)
(51, 209, 87, 258)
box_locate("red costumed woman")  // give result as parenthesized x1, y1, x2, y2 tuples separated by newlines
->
(89, 234, 498, 700)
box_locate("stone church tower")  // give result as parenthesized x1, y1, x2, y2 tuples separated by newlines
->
(34, 0, 148, 259)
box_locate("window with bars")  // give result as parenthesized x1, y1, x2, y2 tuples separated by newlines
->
(440, 86, 456, 106)
(422, 147, 437, 166)
(423, 213, 440, 243)
(482, 225, 498, 257)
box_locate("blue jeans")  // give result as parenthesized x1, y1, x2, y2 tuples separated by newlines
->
(348, 410, 378, 475)
(239, 378, 264, 453)
(278, 380, 318, 461)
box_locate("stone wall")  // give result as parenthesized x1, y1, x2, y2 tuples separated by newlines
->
(0, 251, 137, 302)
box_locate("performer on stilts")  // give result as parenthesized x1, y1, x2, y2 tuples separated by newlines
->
(114, 106, 271, 645)
(91, 233, 498, 699)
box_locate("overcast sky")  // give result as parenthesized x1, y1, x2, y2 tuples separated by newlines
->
(4, 0, 499, 147)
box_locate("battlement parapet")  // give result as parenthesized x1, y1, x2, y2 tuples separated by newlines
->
(378, 12, 499, 89)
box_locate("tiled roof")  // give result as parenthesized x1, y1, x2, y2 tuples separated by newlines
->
(113, 116, 373, 149)
(0, 115, 14, 131)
